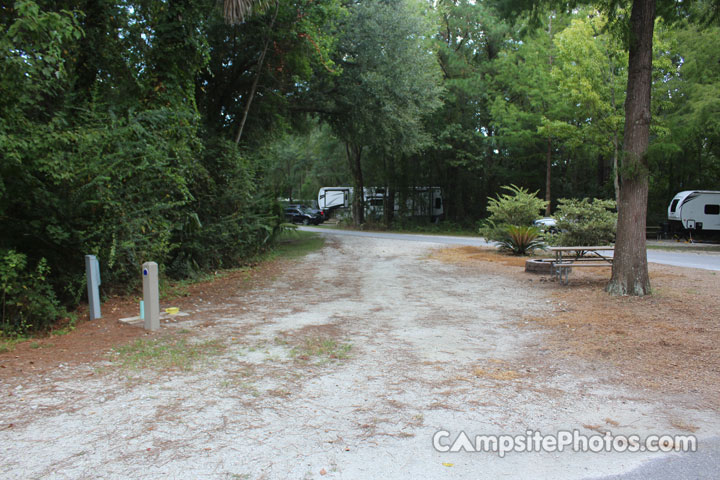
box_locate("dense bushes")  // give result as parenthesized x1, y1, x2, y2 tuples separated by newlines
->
(477, 185, 548, 256)
(0, 2, 283, 334)
(551, 198, 617, 246)
(172, 138, 283, 277)
(0, 109, 282, 334)
(478, 186, 616, 254)
(0, 250, 62, 334)
(479, 185, 548, 241)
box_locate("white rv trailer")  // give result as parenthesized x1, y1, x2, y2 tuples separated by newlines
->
(667, 190, 720, 233)
(317, 186, 444, 221)
(317, 187, 352, 211)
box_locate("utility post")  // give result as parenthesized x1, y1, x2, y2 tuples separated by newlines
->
(85, 255, 101, 320)
(142, 262, 160, 331)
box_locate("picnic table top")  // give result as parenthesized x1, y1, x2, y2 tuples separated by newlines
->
(548, 246, 614, 251)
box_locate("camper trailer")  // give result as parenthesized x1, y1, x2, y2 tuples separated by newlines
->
(317, 186, 444, 221)
(317, 187, 352, 212)
(667, 190, 720, 235)
(397, 186, 444, 221)
(316, 186, 385, 217)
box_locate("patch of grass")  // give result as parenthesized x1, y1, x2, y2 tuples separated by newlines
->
(49, 313, 77, 337)
(159, 270, 233, 300)
(274, 336, 290, 346)
(239, 381, 260, 396)
(111, 336, 224, 371)
(0, 337, 24, 353)
(0, 331, 33, 353)
(290, 337, 352, 362)
(52, 325, 74, 336)
(268, 231, 325, 260)
(1, 332, 55, 353)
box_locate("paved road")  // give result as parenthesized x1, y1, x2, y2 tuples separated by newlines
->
(300, 226, 720, 271)
(591, 436, 720, 480)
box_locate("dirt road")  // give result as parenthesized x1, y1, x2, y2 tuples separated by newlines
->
(2, 235, 718, 479)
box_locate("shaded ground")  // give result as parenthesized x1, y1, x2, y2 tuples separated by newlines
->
(1, 236, 719, 479)
(0, 260, 287, 381)
(435, 246, 720, 411)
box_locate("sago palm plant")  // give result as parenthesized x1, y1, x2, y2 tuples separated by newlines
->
(497, 225, 545, 256)
(223, 0, 273, 24)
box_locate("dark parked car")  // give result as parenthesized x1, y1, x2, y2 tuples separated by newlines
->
(284, 207, 322, 225)
(287, 204, 326, 223)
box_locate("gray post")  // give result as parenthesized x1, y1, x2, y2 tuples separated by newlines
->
(142, 262, 160, 331)
(85, 255, 101, 320)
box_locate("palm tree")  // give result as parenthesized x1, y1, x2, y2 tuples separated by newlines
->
(223, 0, 272, 24)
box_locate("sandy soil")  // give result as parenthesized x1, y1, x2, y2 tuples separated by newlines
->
(1, 236, 719, 479)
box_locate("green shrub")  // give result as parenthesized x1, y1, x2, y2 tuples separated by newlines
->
(551, 198, 617, 246)
(0, 1, 283, 331)
(0, 250, 62, 334)
(479, 185, 548, 242)
(170, 138, 283, 278)
(497, 225, 545, 256)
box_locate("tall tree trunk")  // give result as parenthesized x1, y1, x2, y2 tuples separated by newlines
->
(346, 143, 364, 226)
(607, 0, 655, 296)
(609, 55, 621, 205)
(545, 137, 552, 216)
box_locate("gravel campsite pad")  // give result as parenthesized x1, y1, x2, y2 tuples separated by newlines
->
(1, 235, 719, 479)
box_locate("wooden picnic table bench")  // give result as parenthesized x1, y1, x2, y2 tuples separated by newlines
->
(548, 246, 614, 284)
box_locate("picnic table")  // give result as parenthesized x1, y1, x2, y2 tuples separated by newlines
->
(548, 246, 614, 285)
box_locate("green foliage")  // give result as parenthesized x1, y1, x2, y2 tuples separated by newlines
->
(552, 198, 618, 246)
(199, 0, 345, 142)
(479, 185, 548, 241)
(257, 122, 347, 200)
(497, 225, 545, 256)
(647, 19, 720, 222)
(0, 250, 62, 334)
(321, 0, 443, 151)
(1, 105, 206, 296)
(0, 1, 82, 118)
(314, 0, 443, 224)
(0, 0, 292, 330)
(172, 138, 283, 278)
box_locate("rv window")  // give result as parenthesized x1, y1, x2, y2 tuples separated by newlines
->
(705, 204, 720, 215)
(670, 199, 679, 213)
(435, 198, 442, 209)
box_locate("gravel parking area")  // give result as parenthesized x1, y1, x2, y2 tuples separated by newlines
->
(1, 235, 718, 479)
